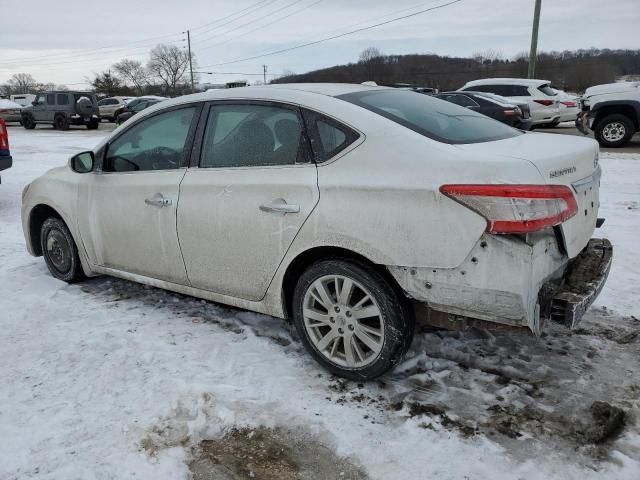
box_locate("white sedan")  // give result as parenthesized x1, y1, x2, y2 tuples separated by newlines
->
(21, 84, 611, 380)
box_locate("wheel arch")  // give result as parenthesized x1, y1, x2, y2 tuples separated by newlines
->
(28, 203, 65, 256)
(592, 101, 640, 130)
(280, 246, 408, 319)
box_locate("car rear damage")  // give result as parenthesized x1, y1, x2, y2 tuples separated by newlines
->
(389, 132, 612, 335)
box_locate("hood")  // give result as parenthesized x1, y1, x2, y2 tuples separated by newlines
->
(585, 81, 640, 97)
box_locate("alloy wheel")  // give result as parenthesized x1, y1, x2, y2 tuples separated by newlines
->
(302, 274, 384, 369)
(602, 122, 626, 142)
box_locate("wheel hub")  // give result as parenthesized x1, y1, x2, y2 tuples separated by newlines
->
(603, 122, 626, 142)
(46, 229, 71, 273)
(302, 275, 385, 369)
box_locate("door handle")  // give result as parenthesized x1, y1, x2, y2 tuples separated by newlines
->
(259, 198, 300, 214)
(145, 194, 172, 208)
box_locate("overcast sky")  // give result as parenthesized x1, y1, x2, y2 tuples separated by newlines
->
(1, 0, 639, 87)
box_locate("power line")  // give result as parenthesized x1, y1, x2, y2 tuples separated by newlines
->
(196, 0, 324, 52)
(189, 0, 273, 32)
(194, 0, 306, 47)
(200, 0, 464, 68)
(193, 0, 280, 39)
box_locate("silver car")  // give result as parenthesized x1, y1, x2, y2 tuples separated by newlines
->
(98, 96, 133, 122)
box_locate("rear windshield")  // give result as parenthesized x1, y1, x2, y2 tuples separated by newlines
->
(337, 90, 521, 144)
(538, 84, 557, 96)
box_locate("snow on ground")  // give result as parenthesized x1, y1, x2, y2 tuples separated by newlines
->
(1, 126, 639, 479)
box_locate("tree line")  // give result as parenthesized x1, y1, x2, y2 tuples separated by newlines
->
(274, 47, 640, 93)
(0, 43, 195, 98)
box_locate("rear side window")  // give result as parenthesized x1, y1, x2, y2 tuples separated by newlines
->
(57, 94, 69, 105)
(200, 103, 308, 168)
(302, 109, 359, 163)
(538, 84, 557, 96)
(338, 90, 521, 145)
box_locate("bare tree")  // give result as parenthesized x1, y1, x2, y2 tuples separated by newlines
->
(113, 59, 150, 95)
(147, 44, 191, 95)
(359, 47, 383, 64)
(7, 73, 38, 93)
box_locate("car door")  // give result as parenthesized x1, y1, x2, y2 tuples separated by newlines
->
(77, 103, 201, 284)
(31, 94, 47, 122)
(177, 101, 319, 301)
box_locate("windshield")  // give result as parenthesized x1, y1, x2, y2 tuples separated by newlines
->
(338, 90, 521, 144)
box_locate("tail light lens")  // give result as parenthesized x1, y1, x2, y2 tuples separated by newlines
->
(439, 184, 578, 234)
(503, 108, 522, 116)
(561, 101, 577, 107)
(534, 99, 555, 106)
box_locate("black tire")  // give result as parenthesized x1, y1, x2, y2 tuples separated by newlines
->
(22, 115, 36, 129)
(54, 115, 69, 131)
(545, 121, 560, 128)
(86, 120, 99, 130)
(292, 258, 415, 380)
(594, 114, 634, 148)
(40, 217, 85, 283)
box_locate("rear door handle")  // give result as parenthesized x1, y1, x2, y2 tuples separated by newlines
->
(259, 198, 300, 214)
(145, 193, 172, 208)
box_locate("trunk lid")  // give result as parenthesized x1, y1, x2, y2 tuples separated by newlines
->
(454, 132, 600, 258)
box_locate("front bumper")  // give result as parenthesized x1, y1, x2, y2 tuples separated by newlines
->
(541, 238, 612, 329)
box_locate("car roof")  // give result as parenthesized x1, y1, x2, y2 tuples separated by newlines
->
(463, 78, 550, 87)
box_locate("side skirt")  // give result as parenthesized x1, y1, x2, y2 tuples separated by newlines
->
(92, 265, 285, 319)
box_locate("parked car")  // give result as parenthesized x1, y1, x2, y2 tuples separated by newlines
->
(434, 91, 532, 129)
(98, 96, 133, 122)
(577, 81, 640, 147)
(0, 99, 24, 124)
(21, 84, 611, 380)
(552, 88, 580, 124)
(10, 94, 36, 107)
(112, 96, 167, 120)
(0, 119, 12, 183)
(115, 99, 163, 125)
(21, 91, 100, 130)
(458, 78, 561, 128)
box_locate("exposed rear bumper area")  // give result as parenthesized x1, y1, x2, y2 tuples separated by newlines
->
(541, 238, 612, 329)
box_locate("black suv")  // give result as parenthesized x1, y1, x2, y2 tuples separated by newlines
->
(21, 91, 100, 130)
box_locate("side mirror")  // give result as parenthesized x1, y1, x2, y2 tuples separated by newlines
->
(69, 151, 95, 173)
(31, 101, 37, 106)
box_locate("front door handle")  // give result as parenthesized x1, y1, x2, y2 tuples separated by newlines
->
(145, 193, 172, 208)
(259, 198, 300, 214)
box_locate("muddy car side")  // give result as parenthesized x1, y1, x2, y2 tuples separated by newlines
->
(21, 84, 611, 379)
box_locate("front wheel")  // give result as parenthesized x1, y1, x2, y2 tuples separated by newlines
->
(40, 217, 85, 283)
(292, 258, 414, 380)
(594, 114, 634, 148)
(22, 115, 36, 129)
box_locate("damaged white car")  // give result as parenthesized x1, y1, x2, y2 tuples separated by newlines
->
(21, 84, 612, 380)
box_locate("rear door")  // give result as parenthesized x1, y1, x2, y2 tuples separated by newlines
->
(177, 101, 319, 301)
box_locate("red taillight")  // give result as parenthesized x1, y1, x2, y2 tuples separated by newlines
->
(503, 108, 521, 116)
(0, 119, 9, 154)
(533, 99, 555, 106)
(439, 184, 578, 234)
(561, 101, 576, 107)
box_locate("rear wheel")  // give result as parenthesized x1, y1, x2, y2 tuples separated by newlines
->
(40, 217, 85, 283)
(292, 258, 414, 380)
(594, 114, 634, 148)
(86, 120, 99, 130)
(54, 115, 69, 131)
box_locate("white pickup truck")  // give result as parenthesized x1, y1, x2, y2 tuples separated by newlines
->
(577, 81, 640, 147)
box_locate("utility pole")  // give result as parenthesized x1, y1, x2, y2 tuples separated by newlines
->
(528, 0, 542, 79)
(187, 30, 195, 93)
(262, 64, 267, 84)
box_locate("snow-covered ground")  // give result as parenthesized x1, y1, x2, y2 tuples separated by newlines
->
(1, 126, 638, 479)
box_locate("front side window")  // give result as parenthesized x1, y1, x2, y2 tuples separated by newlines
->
(200, 103, 307, 168)
(34, 95, 46, 106)
(46, 94, 55, 105)
(57, 94, 69, 105)
(103, 106, 196, 172)
(338, 90, 521, 144)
